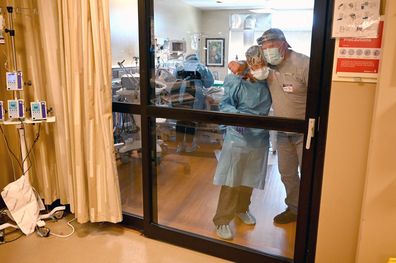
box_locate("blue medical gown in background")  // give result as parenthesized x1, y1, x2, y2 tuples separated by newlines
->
(175, 56, 214, 109)
(213, 74, 272, 189)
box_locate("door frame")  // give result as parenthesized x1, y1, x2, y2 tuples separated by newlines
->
(113, 0, 336, 262)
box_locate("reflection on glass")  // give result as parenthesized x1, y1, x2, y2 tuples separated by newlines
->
(109, 0, 140, 104)
(152, 54, 215, 110)
(152, 1, 313, 125)
(113, 113, 143, 216)
(155, 116, 303, 259)
(112, 61, 140, 104)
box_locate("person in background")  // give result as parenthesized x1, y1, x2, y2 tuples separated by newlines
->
(212, 45, 272, 240)
(257, 28, 309, 224)
(173, 54, 214, 153)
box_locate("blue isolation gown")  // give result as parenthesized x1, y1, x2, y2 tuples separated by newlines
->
(174, 56, 214, 110)
(213, 74, 272, 189)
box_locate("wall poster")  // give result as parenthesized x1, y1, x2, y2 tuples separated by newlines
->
(205, 38, 225, 67)
(332, 0, 380, 38)
(332, 20, 384, 83)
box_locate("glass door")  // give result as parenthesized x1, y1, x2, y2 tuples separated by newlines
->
(126, 0, 334, 262)
(110, 0, 144, 228)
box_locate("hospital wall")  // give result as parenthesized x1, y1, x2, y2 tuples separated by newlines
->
(316, 0, 396, 262)
(110, 0, 139, 67)
(153, 0, 201, 55)
(200, 10, 230, 80)
(109, 1, 240, 81)
(110, 0, 202, 67)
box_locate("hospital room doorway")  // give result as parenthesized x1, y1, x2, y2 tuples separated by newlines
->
(111, 0, 335, 262)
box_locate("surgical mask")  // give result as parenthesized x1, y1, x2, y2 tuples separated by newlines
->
(263, 48, 284, 65)
(251, 66, 270, 80)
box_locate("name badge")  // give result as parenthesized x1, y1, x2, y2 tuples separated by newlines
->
(282, 84, 294, 93)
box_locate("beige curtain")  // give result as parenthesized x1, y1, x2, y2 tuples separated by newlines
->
(0, 0, 122, 223)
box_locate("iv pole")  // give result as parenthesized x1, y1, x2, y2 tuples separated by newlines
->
(0, 6, 23, 241)
(0, 6, 65, 240)
(4, 6, 29, 177)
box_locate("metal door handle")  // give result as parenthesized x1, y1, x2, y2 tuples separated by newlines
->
(305, 118, 315, 149)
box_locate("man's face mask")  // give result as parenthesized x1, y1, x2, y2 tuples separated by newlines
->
(263, 47, 283, 66)
(251, 66, 270, 80)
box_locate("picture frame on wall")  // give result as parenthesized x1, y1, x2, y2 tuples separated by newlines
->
(205, 38, 224, 67)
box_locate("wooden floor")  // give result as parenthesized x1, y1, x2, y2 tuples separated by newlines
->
(117, 136, 296, 259)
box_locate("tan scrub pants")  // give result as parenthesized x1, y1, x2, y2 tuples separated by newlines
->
(212, 185, 253, 226)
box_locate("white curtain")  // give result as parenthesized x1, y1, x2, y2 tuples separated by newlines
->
(0, 0, 122, 223)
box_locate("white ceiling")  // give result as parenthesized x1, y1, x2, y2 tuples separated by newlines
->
(182, 0, 315, 10)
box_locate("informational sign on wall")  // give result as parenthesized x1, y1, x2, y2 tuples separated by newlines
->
(332, 20, 384, 83)
(332, 0, 380, 38)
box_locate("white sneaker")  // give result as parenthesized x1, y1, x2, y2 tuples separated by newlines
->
(215, 224, 233, 240)
(176, 143, 185, 153)
(237, 211, 256, 225)
(185, 142, 198, 153)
